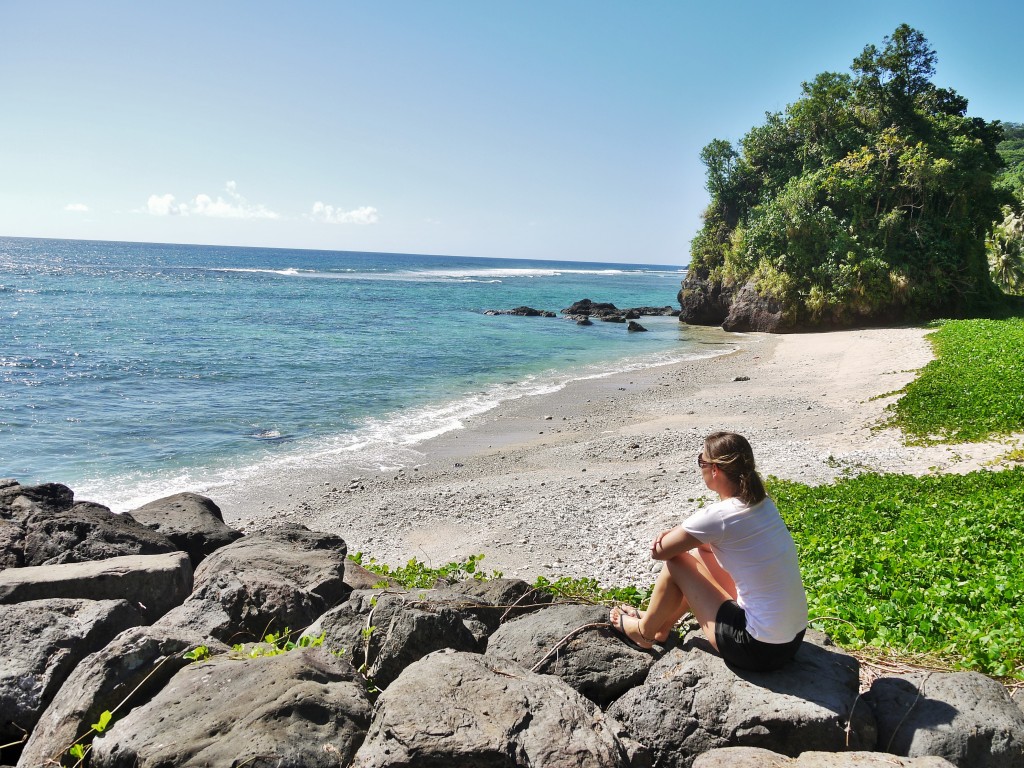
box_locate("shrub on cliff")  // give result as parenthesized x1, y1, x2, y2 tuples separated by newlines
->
(685, 25, 1008, 330)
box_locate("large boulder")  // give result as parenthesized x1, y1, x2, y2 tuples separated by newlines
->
(0, 481, 75, 521)
(864, 671, 1024, 768)
(155, 523, 349, 643)
(0, 599, 143, 747)
(606, 629, 877, 767)
(18, 625, 230, 768)
(677, 276, 732, 327)
(352, 650, 633, 767)
(90, 648, 372, 768)
(0, 517, 24, 569)
(0, 552, 193, 621)
(127, 492, 243, 568)
(693, 747, 956, 767)
(303, 579, 549, 688)
(21, 502, 178, 566)
(485, 602, 654, 707)
(304, 589, 480, 688)
(722, 281, 790, 333)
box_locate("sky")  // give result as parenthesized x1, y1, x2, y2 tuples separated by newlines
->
(1, 1, 1021, 266)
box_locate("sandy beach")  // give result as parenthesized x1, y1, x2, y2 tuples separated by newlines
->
(217, 325, 1014, 589)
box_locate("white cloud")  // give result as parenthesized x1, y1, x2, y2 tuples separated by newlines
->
(145, 182, 279, 220)
(147, 194, 182, 216)
(307, 202, 380, 225)
(64, 203, 89, 212)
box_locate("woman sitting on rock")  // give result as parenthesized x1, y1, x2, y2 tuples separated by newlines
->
(611, 431, 807, 671)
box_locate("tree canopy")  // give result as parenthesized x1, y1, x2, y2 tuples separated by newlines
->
(688, 25, 1007, 328)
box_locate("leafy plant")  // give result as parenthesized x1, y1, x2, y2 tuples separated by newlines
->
(348, 552, 502, 588)
(183, 645, 210, 662)
(886, 317, 1024, 442)
(232, 630, 327, 658)
(772, 470, 1024, 678)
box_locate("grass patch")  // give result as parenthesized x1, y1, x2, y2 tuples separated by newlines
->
(772, 470, 1024, 679)
(886, 317, 1024, 443)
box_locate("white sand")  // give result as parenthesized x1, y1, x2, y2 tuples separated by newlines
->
(217, 325, 1018, 588)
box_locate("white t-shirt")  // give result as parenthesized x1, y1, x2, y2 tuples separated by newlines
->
(683, 495, 808, 644)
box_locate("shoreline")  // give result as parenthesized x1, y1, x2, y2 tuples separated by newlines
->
(217, 325, 1015, 588)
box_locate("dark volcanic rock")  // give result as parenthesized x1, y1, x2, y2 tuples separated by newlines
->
(484, 306, 556, 317)
(864, 671, 1024, 768)
(155, 523, 349, 643)
(0, 552, 193, 621)
(607, 629, 877, 767)
(351, 650, 631, 767)
(0, 599, 144, 746)
(485, 602, 654, 707)
(627, 320, 648, 332)
(18, 625, 230, 768)
(677, 276, 733, 326)
(22, 502, 178, 566)
(0, 481, 75, 522)
(127, 492, 243, 568)
(722, 280, 792, 332)
(90, 648, 372, 768)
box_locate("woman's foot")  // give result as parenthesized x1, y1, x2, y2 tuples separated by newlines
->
(609, 605, 654, 649)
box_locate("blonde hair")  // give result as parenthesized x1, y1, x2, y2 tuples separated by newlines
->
(704, 432, 767, 505)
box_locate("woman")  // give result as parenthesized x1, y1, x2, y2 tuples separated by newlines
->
(611, 431, 807, 671)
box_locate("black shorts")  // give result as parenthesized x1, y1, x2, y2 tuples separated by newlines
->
(714, 600, 804, 672)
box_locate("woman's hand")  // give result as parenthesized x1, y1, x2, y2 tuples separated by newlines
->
(650, 526, 703, 561)
(650, 529, 672, 560)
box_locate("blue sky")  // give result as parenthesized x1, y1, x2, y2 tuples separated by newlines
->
(1, 1, 1021, 265)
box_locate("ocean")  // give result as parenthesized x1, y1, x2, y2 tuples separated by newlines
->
(0, 237, 736, 511)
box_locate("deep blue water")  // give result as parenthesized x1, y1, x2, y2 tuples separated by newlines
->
(0, 237, 731, 509)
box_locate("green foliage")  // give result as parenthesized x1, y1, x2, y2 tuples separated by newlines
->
(987, 207, 1024, 293)
(232, 629, 327, 658)
(887, 318, 1024, 442)
(690, 25, 1007, 326)
(348, 552, 502, 588)
(994, 121, 1024, 202)
(91, 711, 112, 734)
(772, 470, 1024, 678)
(531, 575, 652, 609)
(182, 645, 210, 662)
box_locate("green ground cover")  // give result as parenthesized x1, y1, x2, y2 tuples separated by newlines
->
(773, 470, 1023, 678)
(887, 317, 1024, 443)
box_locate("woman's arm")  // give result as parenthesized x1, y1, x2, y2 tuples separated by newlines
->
(650, 525, 704, 561)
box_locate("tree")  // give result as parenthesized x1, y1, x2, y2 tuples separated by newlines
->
(988, 207, 1024, 294)
(684, 25, 1006, 330)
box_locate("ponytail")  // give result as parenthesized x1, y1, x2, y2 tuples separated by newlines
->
(703, 432, 767, 505)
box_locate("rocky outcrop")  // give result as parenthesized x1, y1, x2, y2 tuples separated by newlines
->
(0, 599, 143, 747)
(864, 671, 1024, 768)
(678, 277, 796, 333)
(0, 480, 179, 568)
(607, 628, 877, 767)
(485, 306, 557, 317)
(0, 552, 193, 621)
(2, 482, 1020, 768)
(18, 625, 230, 768)
(351, 650, 633, 768)
(91, 648, 372, 768)
(155, 523, 350, 643)
(485, 602, 654, 707)
(127, 492, 243, 568)
(627, 321, 648, 332)
(563, 299, 679, 324)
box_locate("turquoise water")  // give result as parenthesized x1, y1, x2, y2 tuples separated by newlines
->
(1, 237, 728, 509)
